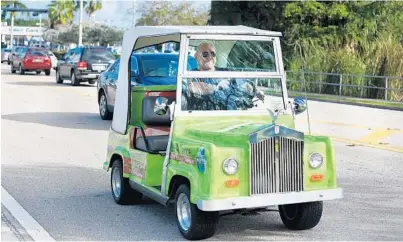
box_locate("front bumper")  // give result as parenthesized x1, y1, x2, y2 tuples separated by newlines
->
(197, 188, 343, 211)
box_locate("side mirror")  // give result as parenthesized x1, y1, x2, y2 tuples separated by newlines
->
(154, 97, 169, 116)
(292, 97, 307, 115)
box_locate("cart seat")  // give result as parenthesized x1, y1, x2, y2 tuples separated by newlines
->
(136, 135, 169, 152)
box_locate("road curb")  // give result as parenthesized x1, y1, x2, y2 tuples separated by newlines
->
(2, 205, 33, 241)
(1, 187, 55, 241)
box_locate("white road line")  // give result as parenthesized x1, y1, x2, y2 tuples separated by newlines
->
(1, 186, 55, 241)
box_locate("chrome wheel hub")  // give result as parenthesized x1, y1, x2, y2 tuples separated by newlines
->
(112, 167, 121, 198)
(177, 193, 191, 231)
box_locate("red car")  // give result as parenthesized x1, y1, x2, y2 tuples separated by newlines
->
(10, 47, 52, 75)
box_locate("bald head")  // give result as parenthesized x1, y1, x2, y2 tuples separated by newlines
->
(195, 43, 216, 71)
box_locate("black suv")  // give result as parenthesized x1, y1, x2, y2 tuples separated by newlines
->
(55, 46, 116, 86)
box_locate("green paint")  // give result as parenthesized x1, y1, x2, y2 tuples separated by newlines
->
(105, 109, 340, 206)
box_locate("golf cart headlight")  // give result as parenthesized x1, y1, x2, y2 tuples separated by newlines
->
(309, 153, 323, 168)
(223, 158, 239, 175)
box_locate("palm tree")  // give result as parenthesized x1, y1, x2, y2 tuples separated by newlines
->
(84, 0, 102, 22)
(47, 0, 75, 28)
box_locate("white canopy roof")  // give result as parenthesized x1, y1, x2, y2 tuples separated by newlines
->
(124, 25, 282, 37)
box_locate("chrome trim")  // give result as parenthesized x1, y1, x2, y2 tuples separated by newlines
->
(308, 152, 324, 169)
(250, 136, 303, 195)
(197, 188, 343, 211)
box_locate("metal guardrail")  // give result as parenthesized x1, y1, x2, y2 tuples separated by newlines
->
(285, 71, 403, 102)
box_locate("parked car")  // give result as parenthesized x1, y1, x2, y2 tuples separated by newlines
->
(48, 51, 58, 70)
(56, 46, 116, 86)
(1, 48, 12, 63)
(97, 53, 197, 120)
(10, 47, 52, 75)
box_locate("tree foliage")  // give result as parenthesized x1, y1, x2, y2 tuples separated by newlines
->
(136, 1, 209, 26)
(210, 1, 403, 101)
(83, 0, 102, 20)
(43, 24, 124, 46)
(48, 0, 75, 28)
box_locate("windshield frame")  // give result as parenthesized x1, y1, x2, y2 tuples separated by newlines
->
(175, 34, 289, 117)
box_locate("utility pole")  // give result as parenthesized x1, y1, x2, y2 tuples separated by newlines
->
(10, 2, 15, 48)
(78, 0, 83, 46)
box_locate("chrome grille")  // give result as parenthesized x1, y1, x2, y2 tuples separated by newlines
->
(250, 137, 303, 195)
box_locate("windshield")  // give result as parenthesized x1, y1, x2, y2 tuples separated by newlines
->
(83, 48, 116, 61)
(187, 39, 276, 72)
(181, 77, 284, 111)
(27, 49, 48, 56)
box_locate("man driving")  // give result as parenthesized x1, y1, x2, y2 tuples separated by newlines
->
(183, 42, 265, 110)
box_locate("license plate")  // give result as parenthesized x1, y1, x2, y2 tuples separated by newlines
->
(33, 58, 43, 63)
(93, 65, 106, 71)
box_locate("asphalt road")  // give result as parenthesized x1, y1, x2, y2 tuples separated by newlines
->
(1, 63, 403, 241)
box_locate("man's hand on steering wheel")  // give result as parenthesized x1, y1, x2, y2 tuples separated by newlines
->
(240, 79, 265, 102)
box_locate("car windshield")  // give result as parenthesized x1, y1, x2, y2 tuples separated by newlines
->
(181, 77, 284, 112)
(187, 39, 276, 72)
(141, 56, 179, 77)
(27, 49, 48, 56)
(83, 48, 116, 61)
(140, 55, 197, 78)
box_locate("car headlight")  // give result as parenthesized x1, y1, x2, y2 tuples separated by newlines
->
(309, 153, 323, 168)
(223, 158, 239, 175)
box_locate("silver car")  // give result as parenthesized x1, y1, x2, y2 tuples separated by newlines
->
(1, 48, 12, 64)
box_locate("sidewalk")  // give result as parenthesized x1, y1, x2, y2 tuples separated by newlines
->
(1, 205, 33, 241)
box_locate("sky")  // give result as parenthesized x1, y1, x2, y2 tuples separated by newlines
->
(15, 0, 211, 30)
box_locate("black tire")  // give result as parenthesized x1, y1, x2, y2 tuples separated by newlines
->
(36, 71, 41, 74)
(99, 91, 113, 120)
(279, 201, 323, 230)
(175, 184, 218, 240)
(56, 70, 63, 84)
(19, 65, 25, 75)
(71, 71, 79, 86)
(11, 63, 16, 73)
(111, 159, 142, 205)
(88, 80, 96, 84)
(45, 70, 50, 76)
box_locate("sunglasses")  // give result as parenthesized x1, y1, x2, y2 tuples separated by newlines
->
(202, 51, 216, 58)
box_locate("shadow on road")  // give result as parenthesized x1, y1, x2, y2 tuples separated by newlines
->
(1, 72, 40, 77)
(6, 81, 59, 87)
(1, 112, 110, 131)
(6, 81, 95, 88)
